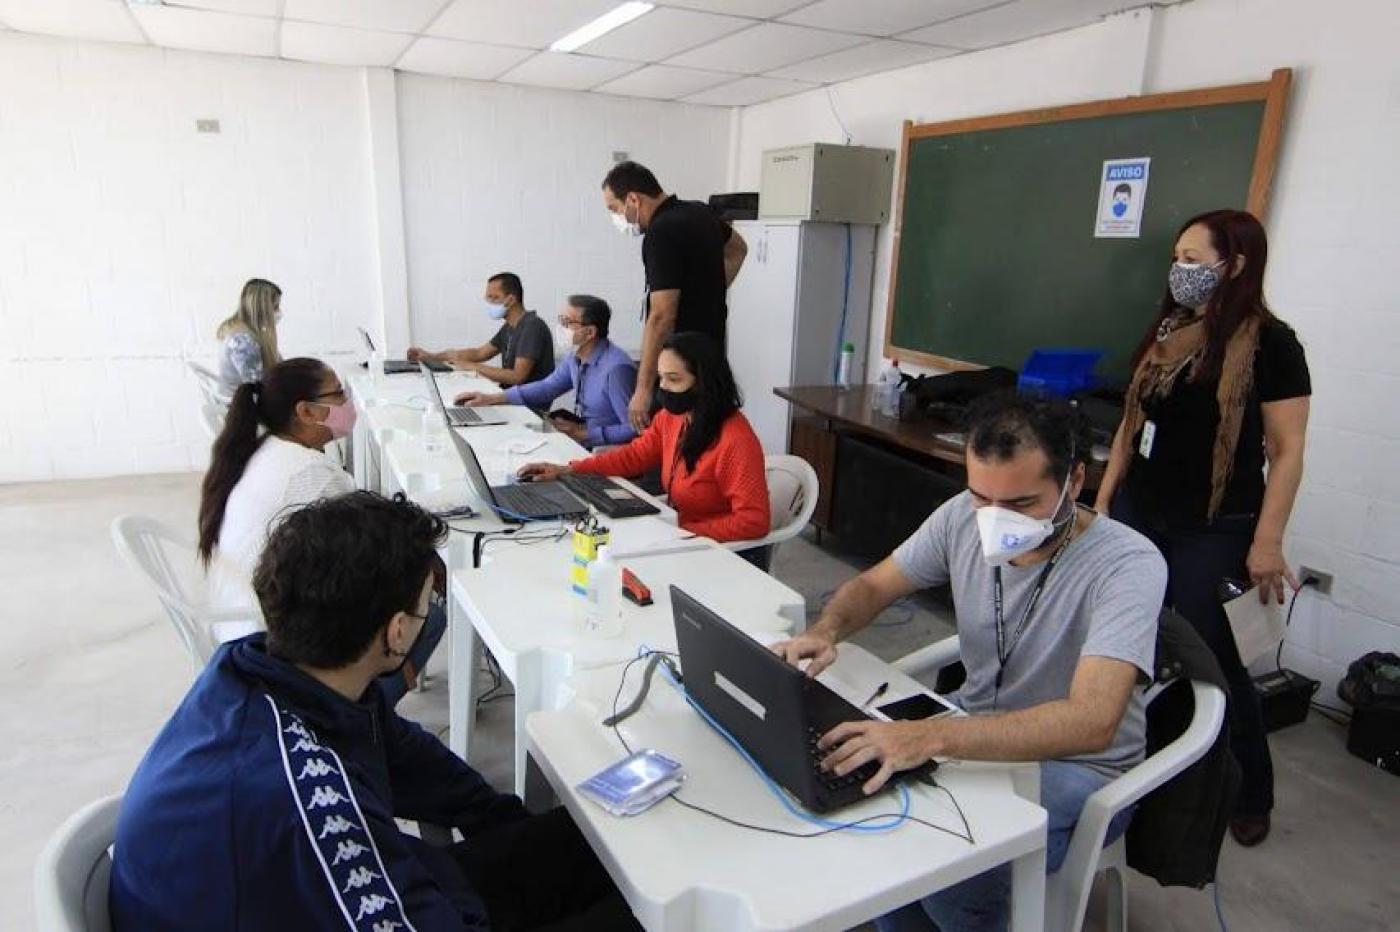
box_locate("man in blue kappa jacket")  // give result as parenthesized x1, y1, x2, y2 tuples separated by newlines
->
(110, 491, 638, 931)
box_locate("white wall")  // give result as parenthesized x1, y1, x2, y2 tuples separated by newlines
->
(396, 74, 733, 356)
(732, 0, 1400, 694)
(0, 33, 380, 481)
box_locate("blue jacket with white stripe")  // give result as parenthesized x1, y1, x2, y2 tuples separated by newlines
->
(110, 634, 526, 931)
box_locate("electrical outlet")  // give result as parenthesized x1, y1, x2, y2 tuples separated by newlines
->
(196, 119, 221, 134)
(1299, 565, 1333, 595)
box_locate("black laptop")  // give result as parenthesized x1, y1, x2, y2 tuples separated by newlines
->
(447, 427, 587, 522)
(358, 327, 450, 374)
(670, 586, 937, 813)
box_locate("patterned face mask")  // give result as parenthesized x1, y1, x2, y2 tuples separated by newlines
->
(1168, 259, 1226, 308)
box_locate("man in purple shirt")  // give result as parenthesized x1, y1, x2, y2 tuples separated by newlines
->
(455, 294, 638, 449)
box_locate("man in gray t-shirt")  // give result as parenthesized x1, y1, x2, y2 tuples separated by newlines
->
(774, 392, 1166, 932)
(405, 272, 554, 387)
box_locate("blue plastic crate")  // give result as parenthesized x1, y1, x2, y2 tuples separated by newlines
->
(1017, 349, 1103, 398)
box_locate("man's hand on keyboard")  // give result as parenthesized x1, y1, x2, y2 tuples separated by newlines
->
(454, 390, 505, 406)
(818, 720, 945, 796)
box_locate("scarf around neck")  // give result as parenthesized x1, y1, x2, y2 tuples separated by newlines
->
(1121, 311, 1261, 520)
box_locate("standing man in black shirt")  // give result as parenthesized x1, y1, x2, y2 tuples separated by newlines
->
(407, 272, 554, 388)
(602, 161, 748, 431)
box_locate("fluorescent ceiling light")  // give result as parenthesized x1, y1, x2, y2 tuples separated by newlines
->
(550, 2, 654, 53)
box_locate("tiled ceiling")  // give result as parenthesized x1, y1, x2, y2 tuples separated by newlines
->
(0, 0, 1172, 106)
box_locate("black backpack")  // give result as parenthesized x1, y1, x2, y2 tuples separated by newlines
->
(1125, 608, 1242, 888)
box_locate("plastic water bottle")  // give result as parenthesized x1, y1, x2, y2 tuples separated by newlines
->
(421, 406, 446, 457)
(836, 342, 855, 389)
(584, 545, 623, 638)
(872, 358, 899, 413)
(887, 379, 907, 419)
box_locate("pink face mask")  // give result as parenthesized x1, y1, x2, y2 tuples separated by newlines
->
(318, 398, 358, 439)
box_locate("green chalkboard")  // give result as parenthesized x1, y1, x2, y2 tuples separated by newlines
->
(887, 83, 1287, 383)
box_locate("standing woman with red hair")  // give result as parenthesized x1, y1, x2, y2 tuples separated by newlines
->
(1095, 209, 1311, 847)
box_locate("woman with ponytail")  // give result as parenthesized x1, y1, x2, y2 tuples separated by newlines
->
(199, 357, 356, 605)
(198, 357, 443, 701)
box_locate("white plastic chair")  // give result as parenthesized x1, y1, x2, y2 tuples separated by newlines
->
(198, 401, 226, 440)
(893, 636, 1227, 932)
(187, 361, 229, 407)
(725, 454, 819, 557)
(34, 794, 121, 932)
(110, 515, 260, 670)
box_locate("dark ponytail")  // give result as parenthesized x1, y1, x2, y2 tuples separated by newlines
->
(197, 357, 328, 564)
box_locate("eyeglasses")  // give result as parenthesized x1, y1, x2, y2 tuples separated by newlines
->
(557, 315, 586, 329)
(313, 386, 348, 401)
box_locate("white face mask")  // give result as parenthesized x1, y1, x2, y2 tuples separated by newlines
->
(974, 472, 1074, 566)
(611, 200, 641, 237)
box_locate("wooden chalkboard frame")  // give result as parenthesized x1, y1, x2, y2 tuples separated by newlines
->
(883, 68, 1293, 371)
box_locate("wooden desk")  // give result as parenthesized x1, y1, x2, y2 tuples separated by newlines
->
(775, 384, 969, 464)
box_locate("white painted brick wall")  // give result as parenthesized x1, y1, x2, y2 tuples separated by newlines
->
(0, 33, 381, 483)
(396, 75, 732, 357)
(732, 0, 1400, 691)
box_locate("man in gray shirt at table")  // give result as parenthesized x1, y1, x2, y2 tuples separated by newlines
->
(774, 391, 1167, 932)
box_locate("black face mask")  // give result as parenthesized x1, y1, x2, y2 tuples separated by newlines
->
(658, 387, 697, 415)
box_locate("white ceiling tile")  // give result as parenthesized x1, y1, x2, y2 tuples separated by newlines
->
(497, 51, 638, 90)
(284, 0, 444, 34)
(781, 0, 1002, 37)
(0, 0, 146, 45)
(132, 6, 278, 57)
(767, 39, 957, 83)
(428, 0, 621, 50)
(579, 7, 750, 62)
(396, 36, 535, 80)
(900, 0, 1138, 51)
(593, 64, 731, 100)
(654, 0, 807, 16)
(681, 74, 814, 106)
(280, 21, 413, 67)
(172, 0, 281, 16)
(667, 22, 864, 75)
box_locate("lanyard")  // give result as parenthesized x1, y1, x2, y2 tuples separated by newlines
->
(992, 518, 1076, 690)
(574, 358, 588, 418)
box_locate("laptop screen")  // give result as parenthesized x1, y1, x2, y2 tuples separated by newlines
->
(446, 425, 500, 509)
(419, 362, 450, 416)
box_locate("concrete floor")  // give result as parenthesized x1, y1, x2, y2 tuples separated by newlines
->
(2, 473, 1396, 931)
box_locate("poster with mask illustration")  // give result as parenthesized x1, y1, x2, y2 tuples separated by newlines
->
(1094, 157, 1150, 238)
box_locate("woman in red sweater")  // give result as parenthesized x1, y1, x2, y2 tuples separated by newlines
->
(519, 332, 771, 552)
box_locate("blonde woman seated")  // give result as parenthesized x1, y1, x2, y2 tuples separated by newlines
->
(215, 278, 282, 397)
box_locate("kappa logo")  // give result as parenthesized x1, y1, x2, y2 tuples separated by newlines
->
(297, 758, 340, 780)
(283, 718, 317, 742)
(342, 866, 383, 893)
(331, 839, 370, 866)
(354, 893, 395, 921)
(372, 922, 404, 932)
(318, 815, 355, 839)
(307, 785, 348, 809)
(290, 737, 322, 754)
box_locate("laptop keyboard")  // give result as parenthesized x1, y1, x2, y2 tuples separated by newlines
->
(446, 406, 483, 426)
(558, 473, 658, 518)
(495, 483, 582, 517)
(806, 725, 879, 793)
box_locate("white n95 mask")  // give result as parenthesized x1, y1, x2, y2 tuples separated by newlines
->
(974, 474, 1073, 566)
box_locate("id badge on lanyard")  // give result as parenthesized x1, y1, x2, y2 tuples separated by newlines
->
(1138, 420, 1156, 459)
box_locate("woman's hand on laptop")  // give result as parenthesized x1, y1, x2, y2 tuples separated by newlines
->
(769, 631, 838, 678)
(818, 720, 944, 796)
(517, 462, 569, 483)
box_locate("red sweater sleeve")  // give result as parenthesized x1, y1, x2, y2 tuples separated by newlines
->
(570, 416, 664, 478)
(684, 416, 771, 542)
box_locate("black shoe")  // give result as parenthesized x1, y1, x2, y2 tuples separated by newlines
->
(1229, 813, 1271, 847)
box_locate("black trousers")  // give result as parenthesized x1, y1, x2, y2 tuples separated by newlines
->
(1113, 496, 1275, 816)
(448, 808, 641, 932)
